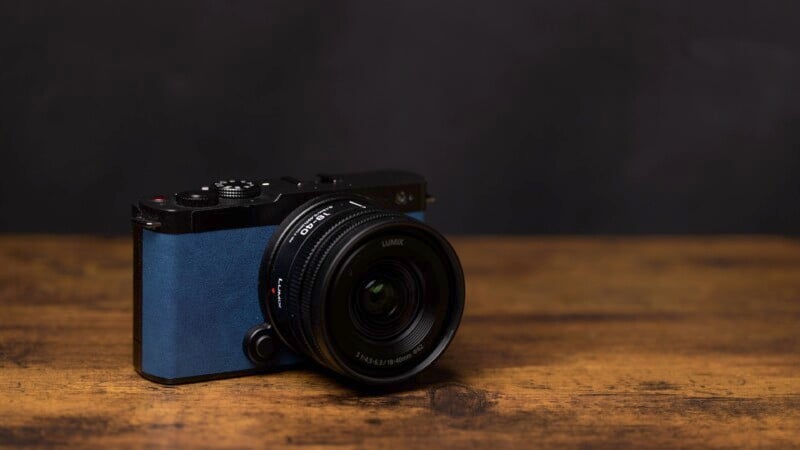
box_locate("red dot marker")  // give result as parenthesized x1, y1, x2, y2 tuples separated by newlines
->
(270, 287, 277, 295)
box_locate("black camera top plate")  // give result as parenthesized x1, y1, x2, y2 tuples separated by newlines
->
(131, 171, 428, 234)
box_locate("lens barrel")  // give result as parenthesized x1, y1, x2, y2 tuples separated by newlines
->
(259, 195, 464, 385)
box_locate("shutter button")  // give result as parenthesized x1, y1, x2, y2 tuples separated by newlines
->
(175, 189, 218, 207)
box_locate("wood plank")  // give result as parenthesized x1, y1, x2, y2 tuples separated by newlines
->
(1, 236, 799, 449)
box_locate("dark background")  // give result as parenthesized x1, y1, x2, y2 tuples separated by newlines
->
(2, 1, 798, 234)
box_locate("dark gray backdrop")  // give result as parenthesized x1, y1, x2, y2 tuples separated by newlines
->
(2, 1, 799, 234)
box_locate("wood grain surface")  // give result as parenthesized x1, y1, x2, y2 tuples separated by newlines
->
(1, 235, 799, 449)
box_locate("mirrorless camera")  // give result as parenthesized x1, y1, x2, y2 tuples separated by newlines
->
(132, 171, 464, 385)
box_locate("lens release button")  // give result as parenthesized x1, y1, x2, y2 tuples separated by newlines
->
(244, 324, 277, 364)
(254, 335, 275, 360)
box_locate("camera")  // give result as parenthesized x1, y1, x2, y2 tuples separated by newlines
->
(132, 171, 464, 385)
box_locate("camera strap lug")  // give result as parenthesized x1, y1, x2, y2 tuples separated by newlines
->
(132, 216, 162, 230)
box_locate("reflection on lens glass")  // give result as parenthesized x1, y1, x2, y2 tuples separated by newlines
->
(360, 279, 401, 318)
(350, 261, 421, 341)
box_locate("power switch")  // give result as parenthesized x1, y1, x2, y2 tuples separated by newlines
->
(317, 173, 343, 184)
(281, 176, 304, 187)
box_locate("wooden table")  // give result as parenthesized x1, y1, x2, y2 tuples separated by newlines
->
(1, 236, 799, 449)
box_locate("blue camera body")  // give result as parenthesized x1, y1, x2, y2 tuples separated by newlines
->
(133, 172, 428, 384)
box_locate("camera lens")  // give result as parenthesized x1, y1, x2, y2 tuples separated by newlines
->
(260, 195, 464, 385)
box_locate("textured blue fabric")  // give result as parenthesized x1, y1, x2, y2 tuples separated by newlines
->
(141, 211, 425, 380)
(141, 225, 294, 379)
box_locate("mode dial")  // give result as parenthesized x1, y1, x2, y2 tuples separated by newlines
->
(213, 179, 261, 199)
(175, 189, 218, 207)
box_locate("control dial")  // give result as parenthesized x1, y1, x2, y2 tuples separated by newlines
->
(175, 189, 218, 207)
(213, 179, 260, 199)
